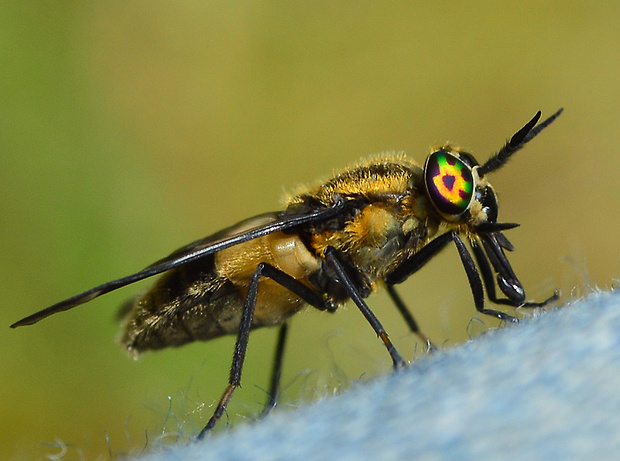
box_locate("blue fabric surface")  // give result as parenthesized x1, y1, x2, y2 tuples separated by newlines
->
(141, 291, 620, 461)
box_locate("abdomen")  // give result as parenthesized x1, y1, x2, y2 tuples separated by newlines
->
(120, 213, 321, 355)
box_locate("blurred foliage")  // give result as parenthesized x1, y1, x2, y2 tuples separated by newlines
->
(2, 1, 620, 459)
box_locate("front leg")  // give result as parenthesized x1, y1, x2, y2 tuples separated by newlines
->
(470, 235, 559, 308)
(385, 231, 518, 323)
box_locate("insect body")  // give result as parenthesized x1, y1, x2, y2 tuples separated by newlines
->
(11, 109, 562, 438)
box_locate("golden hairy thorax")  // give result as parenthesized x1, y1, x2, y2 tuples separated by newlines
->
(288, 154, 440, 279)
(288, 153, 422, 206)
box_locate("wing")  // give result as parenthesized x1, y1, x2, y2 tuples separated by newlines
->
(10, 201, 351, 328)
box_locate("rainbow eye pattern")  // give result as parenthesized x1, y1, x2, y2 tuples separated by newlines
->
(424, 150, 474, 217)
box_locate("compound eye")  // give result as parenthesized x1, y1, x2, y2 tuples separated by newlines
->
(424, 151, 474, 218)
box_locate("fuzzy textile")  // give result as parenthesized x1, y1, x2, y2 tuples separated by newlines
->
(142, 291, 620, 461)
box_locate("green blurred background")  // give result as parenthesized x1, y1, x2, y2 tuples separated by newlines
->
(2, 2, 619, 459)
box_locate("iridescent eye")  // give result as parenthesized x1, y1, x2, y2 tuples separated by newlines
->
(424, 151, 474, 217)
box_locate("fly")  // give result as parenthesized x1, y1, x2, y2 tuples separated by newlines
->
(11, 109, 563, 438)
